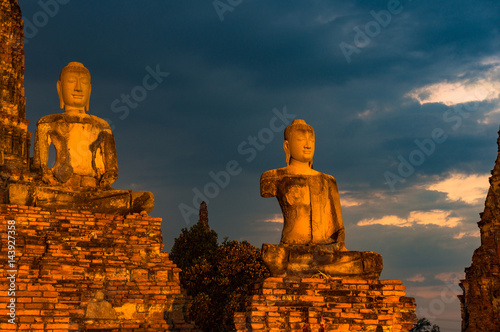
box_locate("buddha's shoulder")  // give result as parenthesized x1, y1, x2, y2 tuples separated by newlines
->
(37, 113, 64, 125)
(313, 170, 336, 182)
(261, 168, 278, 182)
(88, 114, 112, 129)
(261, 167, 289, 179)
(261, 168, 291, 184)
(37, 113, 111, 130)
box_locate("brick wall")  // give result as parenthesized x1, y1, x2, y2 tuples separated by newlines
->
(235, 277, 416, 331)
(0, 204, 197, 331)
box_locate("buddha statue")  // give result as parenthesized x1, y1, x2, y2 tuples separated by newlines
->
(8, 62, 153, 214)
(34, 62, 117, 188)
(261, 119, 345, 248)
(260, 119, 382, 278)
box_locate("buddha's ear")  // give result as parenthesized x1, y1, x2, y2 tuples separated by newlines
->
(85, 84, 92, 112)
(56, 81, 64, 109)
(283, 140, 291, 166)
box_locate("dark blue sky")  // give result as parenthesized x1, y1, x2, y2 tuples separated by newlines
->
(18, 1, 500, 329)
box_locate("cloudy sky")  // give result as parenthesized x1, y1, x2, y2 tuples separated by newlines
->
(18, 0, 500, 330)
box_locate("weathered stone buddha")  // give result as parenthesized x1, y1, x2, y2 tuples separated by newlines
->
(260, 119, 382, 278)
(9, 62, 154, 214)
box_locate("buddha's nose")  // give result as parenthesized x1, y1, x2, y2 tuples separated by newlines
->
(75, 80, 82, 91)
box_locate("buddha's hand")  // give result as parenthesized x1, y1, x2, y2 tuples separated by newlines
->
(99, 171, 117, 188)
(338, 242, 348, 251)
(41, 172, 58, 185)
(331, 242, 347, 251)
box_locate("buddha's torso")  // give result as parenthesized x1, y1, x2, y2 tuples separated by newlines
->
(37, 113, 112, 178)
(261, 167, 342, 245)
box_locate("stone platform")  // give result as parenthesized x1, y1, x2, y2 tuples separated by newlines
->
(234, 277, 416, 331)
(0, 204, 196, 331)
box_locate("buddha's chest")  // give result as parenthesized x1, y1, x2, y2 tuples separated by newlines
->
(51, 122, 103, 147)
(276, 176, 329, 206)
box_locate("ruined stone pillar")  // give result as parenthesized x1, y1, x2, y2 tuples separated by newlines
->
(0, 0, 32, 199)
(459, 130, 500, 331)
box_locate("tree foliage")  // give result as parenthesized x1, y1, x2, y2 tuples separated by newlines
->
(169, 218, 218, 273)
(410, 317, 441, 332)
(170, 207, 270, 332)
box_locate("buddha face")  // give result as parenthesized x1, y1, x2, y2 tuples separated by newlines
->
(57, 70, 91, 111)
(285, 129, 315, 165)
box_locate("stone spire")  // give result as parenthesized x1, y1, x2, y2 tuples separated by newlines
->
(459, 130, 500, 331)
(198, 201, 209, 228)
(0, 0, 32, 199)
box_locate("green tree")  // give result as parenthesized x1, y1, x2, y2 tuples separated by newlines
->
(410, 317, 440, 332)
(169, 202, 218, 274)
(170, 202, 270, 332)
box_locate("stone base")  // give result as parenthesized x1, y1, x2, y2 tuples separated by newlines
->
(0, 204, 196, 331)
(234, 277, 416, 331)
(262, 243, 383, 279)
(8, 183, 154, 215)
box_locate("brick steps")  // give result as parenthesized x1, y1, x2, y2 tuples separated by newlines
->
(0, 204, 197, 331)
(235, 277, 416, 331)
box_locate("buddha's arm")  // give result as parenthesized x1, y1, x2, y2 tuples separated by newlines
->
(260, 170, 277, 198)
(33, 124, 51, 171)
(330, 177, 346, 248)
(100, 130, 118, 186)
(33, 124, 57, 184)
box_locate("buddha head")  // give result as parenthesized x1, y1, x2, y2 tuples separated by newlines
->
(283, 119, 315, 167)
(57, 62, 92, 112)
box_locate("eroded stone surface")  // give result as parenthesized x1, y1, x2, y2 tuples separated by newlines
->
(0, 0, 32, 202)
(459, 130, 500, 332)
(260, 119, 382, 278)
(262, 243, 383, 279)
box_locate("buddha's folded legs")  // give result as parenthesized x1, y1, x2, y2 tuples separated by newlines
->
(262, 243, 383, 279)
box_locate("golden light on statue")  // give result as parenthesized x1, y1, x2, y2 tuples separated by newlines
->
(260, 119, 383, 278)
(9, 62, 154, 214)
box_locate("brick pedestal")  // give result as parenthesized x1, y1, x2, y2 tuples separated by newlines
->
(234, 277, 416, 332)
(0, 204, 197, 331)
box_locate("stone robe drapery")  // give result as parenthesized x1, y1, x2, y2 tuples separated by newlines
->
(260, 167, 345, 245)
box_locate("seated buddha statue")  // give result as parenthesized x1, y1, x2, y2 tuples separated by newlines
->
(8, 62, 153, 214)
(260, 119, 382, 278)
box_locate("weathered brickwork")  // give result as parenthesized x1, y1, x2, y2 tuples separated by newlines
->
(235, 277, 416, 332)
(0, 204, 197, 331)
(459, 131, 500, 332)
(0, 0, 32, 201)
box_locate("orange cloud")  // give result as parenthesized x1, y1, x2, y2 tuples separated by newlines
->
(407, 273, 425, 282)
(453, 230, 480, 239)
(258, 214, 284, 223)
(406, 57, 500, 106)
(357, 215, 411, 227)
(425, 172, 489, 205)
(408, 210, 462, 227)
(340, 193, 363, 207)
(435, 272, 464, 283)
(358, 210, 462, 228)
